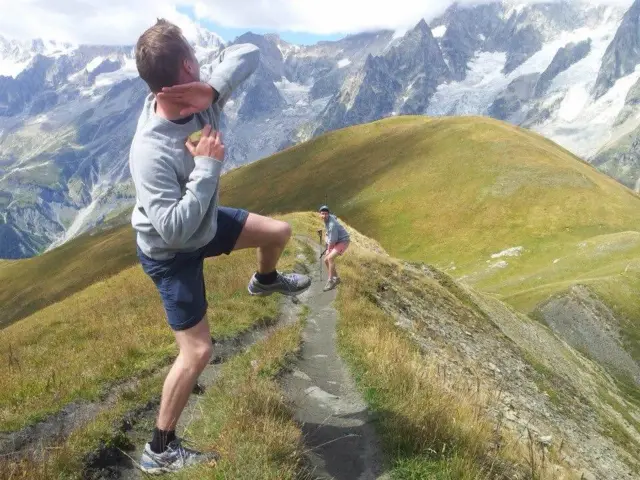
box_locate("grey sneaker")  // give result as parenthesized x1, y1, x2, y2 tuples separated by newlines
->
(323, 278, 335, 292)
(248, 271, 311, 296)
(139, 439, 218, 474)
(323, 277, 341, 292)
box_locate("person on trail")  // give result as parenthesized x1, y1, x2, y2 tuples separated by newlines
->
(129, 19, 311, 474)
(319, 206, 350, 291)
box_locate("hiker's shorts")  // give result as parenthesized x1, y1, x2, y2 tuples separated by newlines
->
(328, 241, 349, 256)
(137, 206, 249, 332)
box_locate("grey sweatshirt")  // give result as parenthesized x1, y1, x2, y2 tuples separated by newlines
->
(324, 214, 350, 247)
(129, 44, 259, 260)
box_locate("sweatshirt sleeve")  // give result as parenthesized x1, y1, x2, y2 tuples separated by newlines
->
(207, 43, 260, 109)
(131, 142, 223, 248)
(327, 219, 339, 246)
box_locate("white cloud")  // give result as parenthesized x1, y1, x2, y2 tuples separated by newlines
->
(0, 0, 198, 45)
(0, 0, 634, 45)
(193, 0, 461, 35)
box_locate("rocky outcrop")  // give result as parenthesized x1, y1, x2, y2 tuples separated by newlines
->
(593, 0, 640, 99)
(489, 73, 540, 120)
(535, 39, 591, 97)
(534, 285, 640, 383)
(314, 19, 451, 135)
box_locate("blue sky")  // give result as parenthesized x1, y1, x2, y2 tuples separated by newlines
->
(178, 5, 345, 45)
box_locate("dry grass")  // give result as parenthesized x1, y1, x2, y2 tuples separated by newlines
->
(170, 311, 309, 480)
(0, 226, 137, 329)
(0, 220, 313, 479)
(0, 318, 308, 480)
(333, 243, 577, 479)
(0, 231, 307, 432)
(0, 373, 164, 479)
(219, 116, 640, 310)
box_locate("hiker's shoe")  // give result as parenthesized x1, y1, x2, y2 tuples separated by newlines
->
(248, 271, 311, 297)
(333, 276, 341, 287)
(139, 439, 218, 474)
(323, 278, 335, 292)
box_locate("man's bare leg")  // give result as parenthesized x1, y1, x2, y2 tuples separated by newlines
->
(233, 212, 292, 271)
(325, 250, 339, 280)
(236, 212, 311, 296)
(153, 318, 213, 445)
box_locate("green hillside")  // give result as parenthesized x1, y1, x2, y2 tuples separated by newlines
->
(0, 226, 136, 328)
(4, 110, 640, 480)
(220, 115, 640, 309)
(4, 115, 639, 330)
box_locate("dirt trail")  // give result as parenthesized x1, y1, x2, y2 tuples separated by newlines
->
(3, 238, 388, 479)
(85, 296, 302, 479)
(282, 244, 387, 480)
(0, 324, 280, 463)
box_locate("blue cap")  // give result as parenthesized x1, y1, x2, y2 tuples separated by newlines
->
(318, 205, 329, 212)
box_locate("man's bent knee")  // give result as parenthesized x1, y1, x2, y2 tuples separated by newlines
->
(184, 340, 213, 371)
(278, 221, 292, 245)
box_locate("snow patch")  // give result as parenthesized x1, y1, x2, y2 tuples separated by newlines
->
(427, 17, 635, 160)
(275, 77, 312, 106)
(432, 25, 447, 38)
(427, 51, 509, 116)
(491, 246, 524, 258)
(93, 56, 137, 88)
(337, 58, 351, 68)
(86, 56, 104, 73)
(0, 58, 30, 77)
(489, 260, 509, 269)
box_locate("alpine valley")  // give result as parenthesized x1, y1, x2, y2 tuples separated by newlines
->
(2, 0, 640, 258)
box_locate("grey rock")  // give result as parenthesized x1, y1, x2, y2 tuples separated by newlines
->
(594, 0, 640, 99)
(534, 284, 640, 383)
(314, 19, 450, 135)
(489, 73, 540, 121)
(538, 435, 553, 446)
(592, 124, 640, 190)
(614, 76, 640, 126)
(535, 39, 591, 97)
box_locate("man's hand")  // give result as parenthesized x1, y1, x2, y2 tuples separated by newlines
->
(157, 82, 217, 116)
(185, 125, 225, 162)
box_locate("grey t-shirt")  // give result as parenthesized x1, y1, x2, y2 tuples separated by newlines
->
(325, 214, 350, 246)
(129, 44, 259, 260)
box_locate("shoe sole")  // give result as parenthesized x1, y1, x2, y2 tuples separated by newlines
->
(248, 283, 312, 297)
(139, 465, 173, 474)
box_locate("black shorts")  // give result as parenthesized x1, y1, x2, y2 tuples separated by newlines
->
(137, 206, 250, 332)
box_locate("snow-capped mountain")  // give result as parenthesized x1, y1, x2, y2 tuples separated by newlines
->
(1, 0, 640, 259)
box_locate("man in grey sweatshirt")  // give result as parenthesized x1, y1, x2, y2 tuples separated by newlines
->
(129, 19, 311, 474)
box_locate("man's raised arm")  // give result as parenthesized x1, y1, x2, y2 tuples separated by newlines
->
(156, 43, 260, 115)
(208, 43, 260, 108)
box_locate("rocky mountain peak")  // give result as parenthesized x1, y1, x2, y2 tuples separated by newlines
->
(593, 0, 640, 99)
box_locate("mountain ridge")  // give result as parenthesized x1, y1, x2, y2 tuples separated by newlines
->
(3, 0, 640, 258)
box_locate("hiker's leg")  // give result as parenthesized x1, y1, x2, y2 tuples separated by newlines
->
(203, 207, 309, 297)
(326, 249, 340, 279)
(233, 212, 291, 273)
(203, 208, 291, 272)
(156, 318, 212, 431)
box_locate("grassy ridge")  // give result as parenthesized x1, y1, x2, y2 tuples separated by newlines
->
(1, 309, 307, 480)
(0, 225, 136, 328)
(332, 239, 566, 479)
(0, 232, 308, 432)
(5, 115, 640, 326)
(218, 116, 640, 326)
(220, 116, 640, 266)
